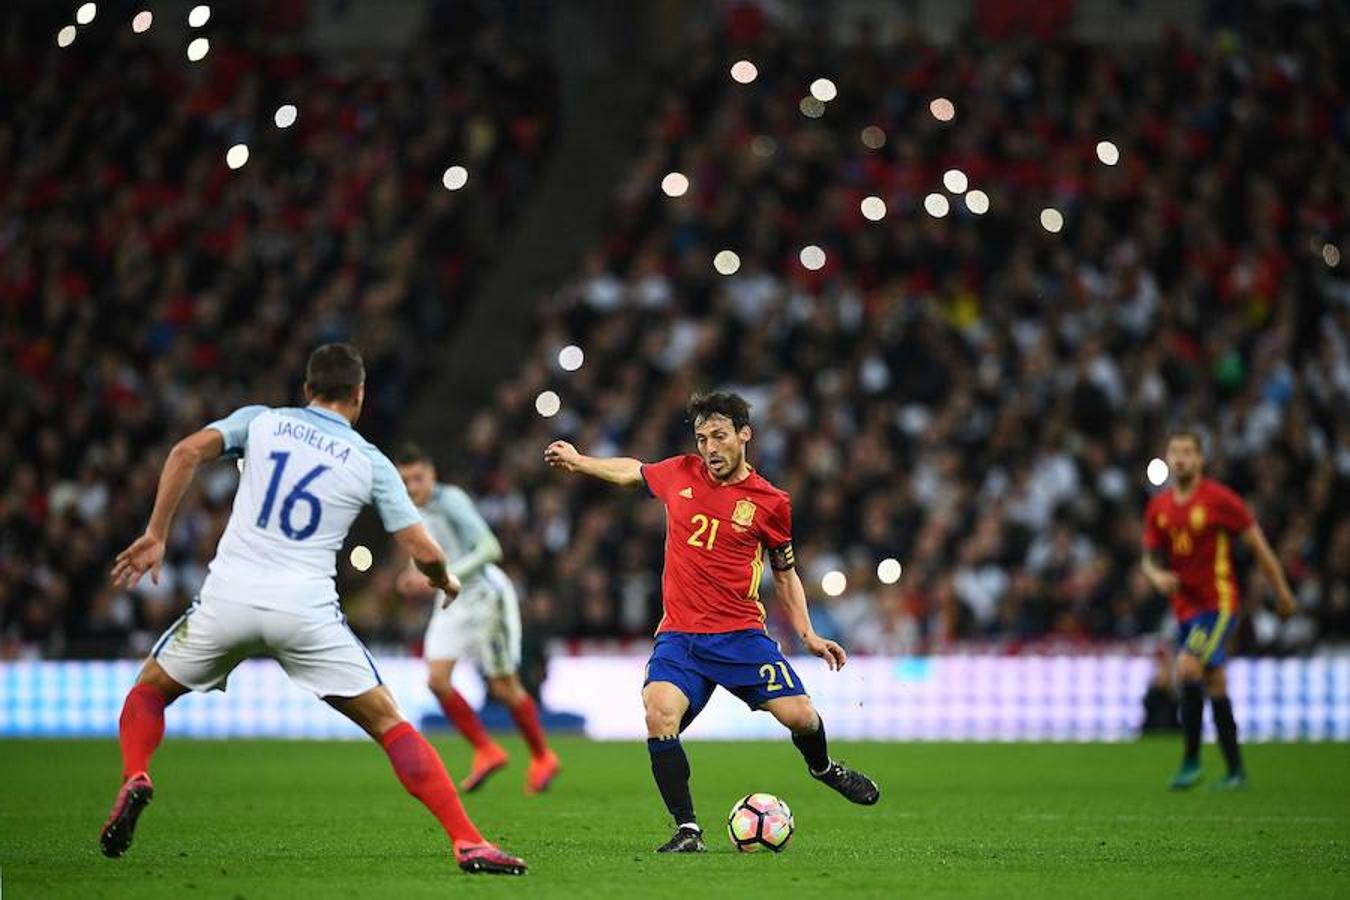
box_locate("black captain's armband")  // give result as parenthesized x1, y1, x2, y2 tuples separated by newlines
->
(768, 542, 796, 571)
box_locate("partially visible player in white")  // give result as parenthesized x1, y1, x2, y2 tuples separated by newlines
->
(394, 444, 559, 795)
(99, 343, 526, 875)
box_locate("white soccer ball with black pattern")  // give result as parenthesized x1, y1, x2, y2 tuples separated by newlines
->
(726, 792, 794, 852)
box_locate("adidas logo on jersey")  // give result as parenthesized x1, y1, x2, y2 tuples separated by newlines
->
(679, 487, 694, 499)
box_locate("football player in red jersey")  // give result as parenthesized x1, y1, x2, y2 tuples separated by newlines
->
(545, 391, 879, 853)
(1142, 429, 1296, 790)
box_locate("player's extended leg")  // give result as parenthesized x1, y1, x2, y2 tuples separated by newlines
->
(326, 687, 526, 875)
(643, 680, 704, 853)
(1170, 650, 1207, 790)
(426, 658, 508, 793)
(486, 674, 559, 795)
(100, 658, 189, 858)
(764, 695, 880, 806)
(1205, 666, 1246, 789)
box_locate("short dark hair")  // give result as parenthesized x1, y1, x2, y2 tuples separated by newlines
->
(305, 343, 365, 401)
(394, 442, 434, 467)
(1167, 427, 1207, 454)
(687, 391, 751, 432)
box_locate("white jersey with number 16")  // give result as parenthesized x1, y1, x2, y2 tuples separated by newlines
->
(200, 404, 420, 610)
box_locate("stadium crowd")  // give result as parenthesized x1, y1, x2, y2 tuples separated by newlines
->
(0, 9, 556, 657)
(2, 3, 1347, 663)
(399, 5, 1349, 657)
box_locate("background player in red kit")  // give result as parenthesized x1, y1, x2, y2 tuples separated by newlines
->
(1142, 430, 1296, 790)
(545, 391, 879, 852)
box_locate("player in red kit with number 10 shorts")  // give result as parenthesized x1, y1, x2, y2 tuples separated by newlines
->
(1141, 429, 1296, 791)
(545, 391, 879, 854)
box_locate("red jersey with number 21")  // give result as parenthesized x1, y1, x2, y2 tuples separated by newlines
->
(641, 454, 793, 634)
(1142, 478, 1255, 622)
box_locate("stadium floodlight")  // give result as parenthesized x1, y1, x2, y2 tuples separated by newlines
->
(730, 60, 758, 84)
(1096, 140, 1120, 166)
(187, 37, 210, 62)
(924, 193, 950, 218)
(274, 104, 298, 129)
(1040, 208, 1064, 233)
(442, 165, 468, 191)
(943, 169, 968, 194)
(1146, 458, 1170, 486)
(660, 171, 689, 197)
(189, 5, 211, 28)
(799, 245, 826, 271)
(965, 190, 990, 215)
(57, 25, 77, 47)
(558, 345, 584, 372)
(713, 250, 741, 276)
(76, 3, 97, 25)
(131, 10, 152, 32)
(860, 196, 886, 221)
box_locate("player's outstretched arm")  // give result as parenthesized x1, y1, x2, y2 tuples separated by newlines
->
(1140, 549, 1179, 596)
(393, 523, 462, 607)
(771, 567, 847, 671)
(1241, 524, 1297, 619)
(543, 440, 644, 487)
(111, 428, 224, 588)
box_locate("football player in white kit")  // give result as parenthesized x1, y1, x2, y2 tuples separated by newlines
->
(394, 445, 559, 795)
(100, 344, 526, 875)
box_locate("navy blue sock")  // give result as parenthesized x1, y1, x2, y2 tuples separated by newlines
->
(792, 715, 830, 774)
(647, 737, 695, 827)
(1180, 681, 1205, 765)
(1211, 696, 1243, 775)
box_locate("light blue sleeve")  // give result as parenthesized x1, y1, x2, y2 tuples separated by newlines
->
(438, 486, 502, 581)
(369, 451, 422, 533)
(205, 405, 268, 455)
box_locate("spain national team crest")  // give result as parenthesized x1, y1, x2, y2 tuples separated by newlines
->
(732, 499, 757, 528)
(1190, 505, 1207, 532)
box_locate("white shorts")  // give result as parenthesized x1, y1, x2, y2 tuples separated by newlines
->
(423, 569, 521, 677)
(152, 594, 383, 698)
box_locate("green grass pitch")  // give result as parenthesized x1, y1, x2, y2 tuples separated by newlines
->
(1, 736, 1346, 898)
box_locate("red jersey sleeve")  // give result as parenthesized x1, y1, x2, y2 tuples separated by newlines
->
(639, 455, 688, 503)
(760, 494, 793, 549)
(1142, 495, 1165, 552)
(1211, 483, 1255, 533)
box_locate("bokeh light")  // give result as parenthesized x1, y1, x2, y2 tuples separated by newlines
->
(131, 10, 152, 32)
(558, 345, 584, 371)
(349, 545, 373, 572)
(930, 97, 956, 121)
(822, 570, 847, 597)
(730, 60, 758, 84)
(799, 245, 826, 270)
(1040, 208, 1065, 233)
(187, 38, 210, 62)
(1324, 243, 1342, 267)
(860, 196, 886, 221)
(713, 250, 741, 275)
(1096, 140, 1120, 166)
(965, 190, 990, 215)
(225, 144, 249, 170)
(860, 125, 886, 149)
(535, 390, 561, 418)
(274, 104, 298, 129)
(799, 96, 826, 118)
(661, 171, 689, 197)
(877, 558, 903, 585)
(1146, 458, 1170, 486)
(188, 5, 211, 28)
(943, 169, 969, 194)
(809, 78, 838, 102)
(76, 3, 97, 25)
(442, 165, 469, 191)
(57, 25, 77, 48)
(924, 193, 950, 218)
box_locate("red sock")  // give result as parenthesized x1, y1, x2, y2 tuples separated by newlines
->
(119, 683, 167, 780)
(509, 694, 549, 760)
(380, 721, 484, 846)
(437, 690, 494, 752)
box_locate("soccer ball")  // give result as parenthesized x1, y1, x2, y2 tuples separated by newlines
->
(726, 792, 794, 853)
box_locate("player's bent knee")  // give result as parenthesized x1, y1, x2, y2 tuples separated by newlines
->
(136, 657, 189, 704)
(772, 698, 817, 733)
